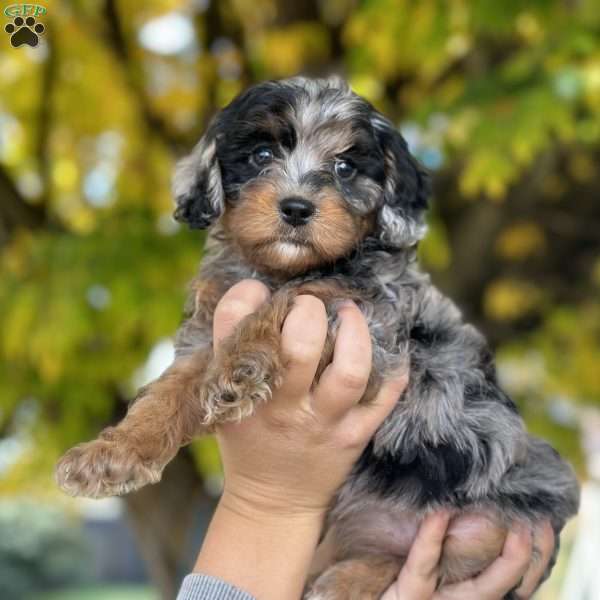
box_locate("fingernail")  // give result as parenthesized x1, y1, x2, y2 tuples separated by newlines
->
(424, 509, 450, 525)
(337, 300, 356, 309)
(388, 369, 409, 388)
(336, 300, 359, 315)
(435, 509, 452, 522)
(514, 522, 532, 541)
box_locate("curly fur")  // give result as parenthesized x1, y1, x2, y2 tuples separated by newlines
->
(56, 76, 579, 599)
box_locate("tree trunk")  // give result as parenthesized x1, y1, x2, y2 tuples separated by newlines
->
(0, 166, 46, 246)
(124, 449, 217, 600)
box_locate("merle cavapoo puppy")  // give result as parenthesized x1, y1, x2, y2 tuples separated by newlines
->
(57, 77, 579, 599)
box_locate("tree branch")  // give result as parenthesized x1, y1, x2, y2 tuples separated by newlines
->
(0, 27, 58, 246)
(102, 0, 191, 153)
(0, 164, 46, 245)
(36, 21, 57, 210)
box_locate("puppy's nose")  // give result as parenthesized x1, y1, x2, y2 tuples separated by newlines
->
(279, 197, 315, 227)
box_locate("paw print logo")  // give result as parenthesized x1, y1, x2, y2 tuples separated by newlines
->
(5, 16, 45, 48)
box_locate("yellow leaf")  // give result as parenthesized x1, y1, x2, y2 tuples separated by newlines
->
(484, 279, 544, 321)
(255, 23, 330, 78)
(495, 223, 546, 260)
(52, 158, 78, 190)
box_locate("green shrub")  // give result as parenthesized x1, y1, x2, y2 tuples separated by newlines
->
(0, 500, 90, 600)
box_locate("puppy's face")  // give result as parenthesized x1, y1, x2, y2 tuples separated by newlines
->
(216, 83, 386, 274)
(174, 77, 430, 276)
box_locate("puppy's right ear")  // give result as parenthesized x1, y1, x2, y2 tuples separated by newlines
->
(173, 119, 224, 229)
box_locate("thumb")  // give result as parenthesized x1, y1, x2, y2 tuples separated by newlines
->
(213, 280, 271, 349)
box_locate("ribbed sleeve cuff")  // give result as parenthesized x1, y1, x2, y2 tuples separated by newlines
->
(176, 574, 257, 600)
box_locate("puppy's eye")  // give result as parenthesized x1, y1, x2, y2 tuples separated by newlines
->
(252, 147, 274, 166)
(334, 159, 356, 180)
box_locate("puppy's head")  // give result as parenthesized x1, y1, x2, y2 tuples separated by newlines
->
(174, 77, 430, 275)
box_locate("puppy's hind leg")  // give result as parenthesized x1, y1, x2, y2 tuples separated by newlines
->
(56, 348, 211, 498)
(304, 554, 402, 600)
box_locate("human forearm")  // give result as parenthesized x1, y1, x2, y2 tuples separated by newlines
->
(194, 492, 324, 600)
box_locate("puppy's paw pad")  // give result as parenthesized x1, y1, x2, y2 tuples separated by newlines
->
(202, 352, 281, 424)
(55, 439, 161, 498)
(232, 363, 259, 383)
(201, 376, 270, 423)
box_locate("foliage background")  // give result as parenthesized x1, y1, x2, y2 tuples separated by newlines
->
(1, 0, 599, 598)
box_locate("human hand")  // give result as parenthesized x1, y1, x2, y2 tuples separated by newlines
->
(212, 279, 409, 520)
(194, 280, 408, 600)
(382, 513, 556, 600)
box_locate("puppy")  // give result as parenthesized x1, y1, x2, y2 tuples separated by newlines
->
(56, 76, 579, 599)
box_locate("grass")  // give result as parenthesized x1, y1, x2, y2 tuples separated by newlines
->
(31, 585, 158, 600)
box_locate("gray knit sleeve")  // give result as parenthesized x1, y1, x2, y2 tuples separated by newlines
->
(176, 574, 257, 600)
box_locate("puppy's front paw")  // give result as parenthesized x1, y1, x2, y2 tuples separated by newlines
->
(55, 437, 162, 498)
(201, 348, 283, 425)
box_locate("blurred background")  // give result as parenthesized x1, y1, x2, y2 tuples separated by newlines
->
(1, 0, 599, 598)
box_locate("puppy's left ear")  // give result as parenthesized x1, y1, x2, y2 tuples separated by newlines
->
(173, 118, 224, 229)
(372, 115, 431, 248)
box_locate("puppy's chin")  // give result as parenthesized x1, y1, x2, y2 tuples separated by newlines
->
(242, 240, 328, 277)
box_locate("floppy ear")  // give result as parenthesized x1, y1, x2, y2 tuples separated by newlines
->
(371, 115, 431, 248)
(172, 119, 224, 229)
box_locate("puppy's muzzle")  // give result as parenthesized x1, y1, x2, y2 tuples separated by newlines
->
(279, 197, 315, 227)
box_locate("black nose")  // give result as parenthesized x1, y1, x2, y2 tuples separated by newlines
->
(279, 197, 315, 227)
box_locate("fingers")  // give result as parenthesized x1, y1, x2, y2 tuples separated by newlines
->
(472, 524, 532, 598)
(440, 523, 532, 600)
(213, 280, 271, 348)
(514, 521, 554, 599)
(277, 295, 329, 398)
(312, 301, 372, 419)
(386, 512, 450, 600)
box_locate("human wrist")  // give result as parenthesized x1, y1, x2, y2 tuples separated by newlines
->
(221, 474, 334, 519)
(219, 482, 329, 523)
